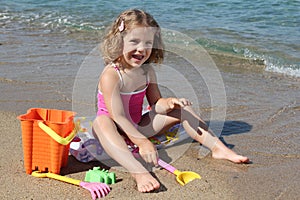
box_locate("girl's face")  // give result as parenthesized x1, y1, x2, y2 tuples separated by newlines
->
(122, 27, 155, 68)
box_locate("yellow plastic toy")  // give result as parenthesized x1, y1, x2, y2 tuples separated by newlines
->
(158, 159, 201, 186)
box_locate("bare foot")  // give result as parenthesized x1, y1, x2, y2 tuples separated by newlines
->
(212, 140, 250, 163)
(132, 172, 160, 193)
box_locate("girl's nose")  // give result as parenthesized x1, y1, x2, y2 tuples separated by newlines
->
(137, 43, 146, 52)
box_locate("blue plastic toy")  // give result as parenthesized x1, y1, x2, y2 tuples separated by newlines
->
(85, 167, 116, 184)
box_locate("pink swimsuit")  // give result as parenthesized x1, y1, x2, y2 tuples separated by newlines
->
(97, 64, 148, 125)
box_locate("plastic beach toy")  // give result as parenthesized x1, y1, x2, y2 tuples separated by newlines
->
(132, 144, 201, 186)
(18, 108, 77, 174)
(158, 159, 201, 186)
(31, 171, 110, 199)
(85, 167, 116, 184)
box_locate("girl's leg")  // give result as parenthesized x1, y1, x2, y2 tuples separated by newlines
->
(139, 106, 249, 163)
(180, 106, 249, 163)
(93, 116, 160, 192)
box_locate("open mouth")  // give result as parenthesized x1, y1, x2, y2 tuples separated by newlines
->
(132, 54, 145, 61)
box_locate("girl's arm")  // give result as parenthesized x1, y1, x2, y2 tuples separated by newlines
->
(145, 65, 162, 106)
(100, 67, 156, 156)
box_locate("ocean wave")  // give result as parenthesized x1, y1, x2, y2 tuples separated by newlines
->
(265, 63, 300, 77)
(239, 48, 300, 77)
(0, 10, 104, 33)
(196, 38, 300, 77)
(2, 1, 299, 78)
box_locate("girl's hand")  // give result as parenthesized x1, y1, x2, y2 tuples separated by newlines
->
(168, 98, 192, 109)
(153, 97, 192, 114)
(138, 140, 158, 166)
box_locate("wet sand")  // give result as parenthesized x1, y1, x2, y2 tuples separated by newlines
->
(0, 33, 300, 199)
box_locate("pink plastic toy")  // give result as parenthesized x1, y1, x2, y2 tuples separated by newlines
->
(31, 171, 110, 199)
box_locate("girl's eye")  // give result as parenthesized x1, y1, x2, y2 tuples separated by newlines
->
(130, 39, 138, 44)
(146, 42, 153, 47)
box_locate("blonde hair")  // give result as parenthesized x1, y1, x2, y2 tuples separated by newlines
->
(101, 9, 164, 65)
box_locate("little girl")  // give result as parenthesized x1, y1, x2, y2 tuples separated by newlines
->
(93, 9, 249, 193)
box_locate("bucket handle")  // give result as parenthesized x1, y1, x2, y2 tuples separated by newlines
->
(38, 121, 78, 145)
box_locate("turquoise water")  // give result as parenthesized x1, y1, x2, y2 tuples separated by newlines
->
(1, 0, 300, 76)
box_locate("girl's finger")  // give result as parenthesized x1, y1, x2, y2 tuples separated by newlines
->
(173, 98, 183, 107)
(179, 98, 192, 106)
(151, 151, 158, 166)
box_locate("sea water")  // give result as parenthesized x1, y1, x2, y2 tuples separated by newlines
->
(1, 2, 299, 184)
(1, 0, 299, 77)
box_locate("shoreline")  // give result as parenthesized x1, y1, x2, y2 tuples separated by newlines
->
(1, 50, 299, 199)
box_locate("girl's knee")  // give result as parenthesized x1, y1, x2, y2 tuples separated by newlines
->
(93, 115, 114, 131)
(93, 116, 102, 129)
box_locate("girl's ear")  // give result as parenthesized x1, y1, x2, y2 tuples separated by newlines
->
(117, 56, 122, 64)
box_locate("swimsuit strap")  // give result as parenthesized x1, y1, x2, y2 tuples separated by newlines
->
(112, 63, 124, 89)
(112, 63, 149, 89)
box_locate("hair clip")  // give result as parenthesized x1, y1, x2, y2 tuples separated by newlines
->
(118, 19, 125, 32)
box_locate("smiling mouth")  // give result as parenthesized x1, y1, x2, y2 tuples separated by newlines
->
(132, 54, 144, 61)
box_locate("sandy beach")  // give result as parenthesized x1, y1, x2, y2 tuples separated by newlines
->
(1, 1, 300, 199)
(1, 48, 299, 199)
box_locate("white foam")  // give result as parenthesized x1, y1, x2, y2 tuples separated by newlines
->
(241, 47, 300, 78)
(265, 62, 300, 77)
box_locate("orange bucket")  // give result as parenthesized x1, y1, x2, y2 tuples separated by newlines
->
(17, 108, 77, 174)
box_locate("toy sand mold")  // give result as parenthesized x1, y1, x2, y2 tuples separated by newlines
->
(18, 108, 77, 174)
